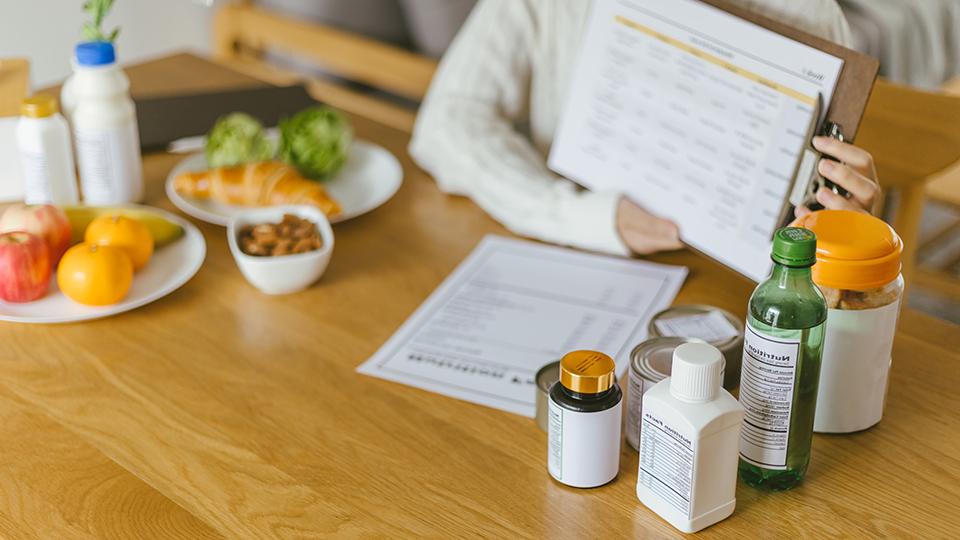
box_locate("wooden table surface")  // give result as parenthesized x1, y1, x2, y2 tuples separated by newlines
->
(1, 53, 957, 539)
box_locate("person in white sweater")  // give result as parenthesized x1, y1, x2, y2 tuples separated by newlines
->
(410, 0, 880, 256)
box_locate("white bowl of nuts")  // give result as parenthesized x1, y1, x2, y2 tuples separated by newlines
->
(227, 206, 334, 295)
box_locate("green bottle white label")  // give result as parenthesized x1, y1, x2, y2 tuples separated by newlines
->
(738, 323, 801, 470)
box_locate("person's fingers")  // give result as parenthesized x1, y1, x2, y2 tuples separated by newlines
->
(812, 136, 875, 178)
(618, 209, 683, 254)
(818, 159, 879, 209)
(794, 204, 812, 219)
(622, 231, 682, 254)
(816, 186, 868, 213)
(649, 216, 680, 240)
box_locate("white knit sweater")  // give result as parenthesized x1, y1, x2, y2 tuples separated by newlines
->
(410, 0, 853, 255)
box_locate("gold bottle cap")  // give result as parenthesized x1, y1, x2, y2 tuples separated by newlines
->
(559, 350, 616, 394)
(21, 95, 58, 118)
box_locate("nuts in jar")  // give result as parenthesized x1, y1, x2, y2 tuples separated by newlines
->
(238, 214, 323, 257)
(820, 285, 901, 310)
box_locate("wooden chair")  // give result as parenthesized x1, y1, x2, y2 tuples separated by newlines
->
(212, 1, 437, 132)
(0, 58, 29, 116)
(909, 77, 960, 301)
(857, 79, 960, 290)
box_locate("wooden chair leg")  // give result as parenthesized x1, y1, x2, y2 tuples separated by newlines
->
(894, 184, 927, 295)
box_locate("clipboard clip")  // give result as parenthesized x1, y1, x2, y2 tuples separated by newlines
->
(788, 95, 852, 211)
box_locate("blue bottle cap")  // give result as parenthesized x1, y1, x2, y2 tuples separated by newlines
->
(75, 41, 116, 66)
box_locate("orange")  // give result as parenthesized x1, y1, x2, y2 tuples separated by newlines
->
(57, 243, 134, 306)
(84, 215, 154, 271)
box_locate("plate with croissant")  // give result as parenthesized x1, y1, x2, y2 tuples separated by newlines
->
(165, 141, 402, 227)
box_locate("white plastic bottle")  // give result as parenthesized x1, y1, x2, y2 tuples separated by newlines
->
(636, 342, 743, 533)
(16, 95, 79, 205)
(71, 41, 144, 204)
(60, 59, 78, 125)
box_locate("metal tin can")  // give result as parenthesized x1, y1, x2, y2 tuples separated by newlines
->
(626, 337, 725, 451)
(647, 305, 743, 391)
(535, 360, 560, 431)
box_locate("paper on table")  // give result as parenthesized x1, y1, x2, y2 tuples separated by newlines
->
(357, 235, 687, 417)
(548, 0, 844, 282)
(0, 116, 24, 202)
(654, 311, 740, 342)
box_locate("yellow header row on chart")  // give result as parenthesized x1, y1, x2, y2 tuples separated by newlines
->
(614, 15, 817, 107)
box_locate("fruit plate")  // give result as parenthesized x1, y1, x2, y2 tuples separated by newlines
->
(165, 140, 403, 227)
(0, 207, 205, 324)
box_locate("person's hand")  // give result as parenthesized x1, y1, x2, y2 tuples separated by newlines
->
(795, 136, 881, 218)
(616, 198, 683, 255)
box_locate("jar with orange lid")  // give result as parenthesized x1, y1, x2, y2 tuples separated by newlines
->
(791, 210, 904, 433)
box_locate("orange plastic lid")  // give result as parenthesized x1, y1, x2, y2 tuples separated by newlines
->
(790, 210, 902, 290)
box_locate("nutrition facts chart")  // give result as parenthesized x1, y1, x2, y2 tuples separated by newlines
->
(358, 236, 686, 417)
(550, 0, 844, 281)
(639, 411, 695, 517)
(738, 326, 801, 469)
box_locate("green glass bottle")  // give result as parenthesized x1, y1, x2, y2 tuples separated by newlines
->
(738, 227, 827, 491)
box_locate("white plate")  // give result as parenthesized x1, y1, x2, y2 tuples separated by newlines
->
(0, 208, 206, 324)
(165, 140, 403, 226)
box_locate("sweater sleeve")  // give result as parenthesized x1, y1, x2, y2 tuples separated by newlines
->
(408, 0, 630, 256)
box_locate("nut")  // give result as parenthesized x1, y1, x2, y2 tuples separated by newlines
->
(238, 214, 323, 257)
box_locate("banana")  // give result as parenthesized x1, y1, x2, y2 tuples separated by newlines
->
(62, 206, 185, 248)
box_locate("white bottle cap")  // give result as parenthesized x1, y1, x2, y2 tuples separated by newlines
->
(669, 342, 723, 402)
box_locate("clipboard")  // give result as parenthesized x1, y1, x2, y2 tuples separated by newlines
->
(701, 0, 879, 140)
(700, 0, 880, 225)
(547, 0, 881, 281)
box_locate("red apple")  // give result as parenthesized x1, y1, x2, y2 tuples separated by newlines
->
(0, 204, 72, 265)
(0, 231, 51, 303)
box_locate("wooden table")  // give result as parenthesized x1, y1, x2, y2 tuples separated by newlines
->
(1, 53, 957, 539)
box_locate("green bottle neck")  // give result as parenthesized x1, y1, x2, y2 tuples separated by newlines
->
(769, 263, 813, 288)
(751, 261, 826, 329)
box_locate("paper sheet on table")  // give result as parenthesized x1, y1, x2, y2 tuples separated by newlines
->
(654, 311, 740, 342)
(548, 0, 844, 282)
(0, 117, 24, 202)
(358, 236, 687, 417)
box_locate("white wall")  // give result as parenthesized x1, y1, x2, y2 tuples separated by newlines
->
(0, 0, 215, 89)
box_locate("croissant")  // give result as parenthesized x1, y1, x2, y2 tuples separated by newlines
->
(173, 161, 341, 217)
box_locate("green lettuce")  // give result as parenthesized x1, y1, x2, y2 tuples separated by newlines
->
(278, 106, 352, 180)
(205, 113, 274, 168)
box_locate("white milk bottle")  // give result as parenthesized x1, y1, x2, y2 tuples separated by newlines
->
(71, 41, 143, 204)
(60, 59, 78, 125)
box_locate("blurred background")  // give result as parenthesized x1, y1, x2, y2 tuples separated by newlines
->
(4, 1, 958, 90)
(1, 0, 959, 323)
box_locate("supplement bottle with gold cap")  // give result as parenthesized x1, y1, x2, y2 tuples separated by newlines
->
(547, 350, 622, 488)
(16, 95, 79, 204)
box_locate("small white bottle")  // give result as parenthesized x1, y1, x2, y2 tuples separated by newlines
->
(636, 342, 743, 533)
(16, 95, 80, 205)
(547, 350, 622, 488)
(71, 41, 144, 204)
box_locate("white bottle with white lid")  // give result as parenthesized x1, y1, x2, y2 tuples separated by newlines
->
(16, 95, 79, 205)
(71, 41, 143, 204)
(637, 342, 743, 533)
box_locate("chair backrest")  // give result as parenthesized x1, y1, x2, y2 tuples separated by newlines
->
(213, 2, 437, 103)
(858, 79, 960, 286)
(0, 58, 29, 116)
